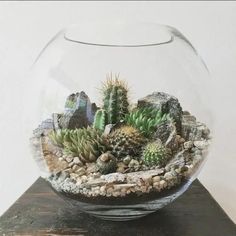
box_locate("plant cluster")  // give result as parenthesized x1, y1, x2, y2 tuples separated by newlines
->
(50, 127, 108, 163)
(48, 74, 174, 174)
(125, 107, 170, 137)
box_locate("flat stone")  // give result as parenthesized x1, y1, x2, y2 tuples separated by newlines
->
(113, 184, 136, 190)
(101, 172, 126, 183)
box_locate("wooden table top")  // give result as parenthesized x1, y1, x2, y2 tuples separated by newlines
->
(0, 178, 235, 236)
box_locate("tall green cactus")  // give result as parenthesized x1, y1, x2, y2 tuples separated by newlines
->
(93, 109, 107, 132)
(102, 74, 129, 124)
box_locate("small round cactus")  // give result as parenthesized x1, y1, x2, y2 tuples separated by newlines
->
(108, 125, 146, 158)
(142, 140, 171, 167)
(96, 152, 117, 174)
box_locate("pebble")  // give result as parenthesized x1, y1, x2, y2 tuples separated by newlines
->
(66, 156, 73, 163)
(73, 157, 83, 166)
(72, 164, 79, 171)
(123, 156, 131, 165)
(68, 162, 74, 168)
(159, 180, 167, 189)
(100, 186, 106, 193)
(106, 187, 113, 194)
(58, 157, 64, 161)
(128, 159, 140, 170)
(152, 176, 161, 183)
(194, 140, 208, 150)
(76, 167, 86, 176)
(184, 141, 193, 149)
(80, 175, 88, 183)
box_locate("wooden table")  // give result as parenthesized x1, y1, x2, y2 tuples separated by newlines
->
(0, 178, 235, 236)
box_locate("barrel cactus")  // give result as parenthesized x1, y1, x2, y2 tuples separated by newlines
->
(142, 140, 171, 167)
(96, 152, 117, 174)
(102, 74, 129, 124)
(125, 107, 170, 137)
(93, 109, 107, 132)
(49, 127, 108, 163)
(108, 125, 146, 158)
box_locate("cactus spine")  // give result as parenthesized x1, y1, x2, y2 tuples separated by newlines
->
(93, 109, 107, 132)
(102, 74, 129, 124)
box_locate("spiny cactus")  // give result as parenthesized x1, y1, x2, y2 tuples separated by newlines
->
(108, 125, 146, 158)
(125, 107, 171, 137)
(142, 140, 171, 167)
(49, 127, 108, 163)
(96, 152, 117, 174)
(93, 109, 107, 132)
(102, 74, 129, 124)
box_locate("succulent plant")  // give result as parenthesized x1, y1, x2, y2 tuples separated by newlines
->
(49, 127, 108, 163)
(125, 107, 171, 137)
(142, 140, 171, 167)
(93, 109, 107, 132)
(49, 129, 70, 147)
(96, 152, 117, 174)
(102, 74, 129, 124)
(108, 125, 146, 158)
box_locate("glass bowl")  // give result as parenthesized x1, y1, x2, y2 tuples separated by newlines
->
(28, 22, 212, 221)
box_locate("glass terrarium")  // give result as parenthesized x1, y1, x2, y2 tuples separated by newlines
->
(28, 22, 212, 221)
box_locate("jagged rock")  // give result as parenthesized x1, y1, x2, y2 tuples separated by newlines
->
(52, 113, 61, 130)
(165, 150, 186, 172)
(33, 119, 54, 137)
(59, 91, 97, 129)
(182, 114, 210, 141)
(154, 119, 174, 143)
(137, 92, 182, 133)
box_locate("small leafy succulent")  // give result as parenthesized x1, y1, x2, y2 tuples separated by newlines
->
(49, 127, 108, 163)
(142, 141, 171, 167)
(125, 107, 171, 137)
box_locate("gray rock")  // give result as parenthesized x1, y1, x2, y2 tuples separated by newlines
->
(181, 114, 210, 141)
(138, 92, 182, 133)
(164, 122, 179, 151)
(59, 91, 97, 129)
(33, 119, 54, 137)
(165, 150, 186, 171)
(52, 113, 61, 130)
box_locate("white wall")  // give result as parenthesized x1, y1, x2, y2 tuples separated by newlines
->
(0, 1, 236, 223)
